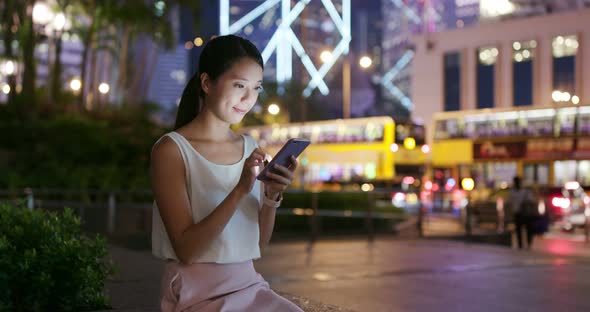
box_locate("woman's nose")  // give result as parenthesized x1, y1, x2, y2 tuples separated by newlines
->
(242, 88, 257, 104)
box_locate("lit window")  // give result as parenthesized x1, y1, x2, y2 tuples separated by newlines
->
(478, 46, 498, 65)
(512, 40, 536, 62)
(552, 35, 578, 58)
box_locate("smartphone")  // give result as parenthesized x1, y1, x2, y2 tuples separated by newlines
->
(257, 138, 310, 181)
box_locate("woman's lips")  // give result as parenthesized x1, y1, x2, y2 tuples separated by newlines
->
(233, 107, 247, 114)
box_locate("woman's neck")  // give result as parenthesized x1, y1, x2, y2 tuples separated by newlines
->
(185, 110, 234, 142)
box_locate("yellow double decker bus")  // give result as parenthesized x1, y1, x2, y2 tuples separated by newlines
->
(431, 104, 590, 189)
(240, 116, 429, 190)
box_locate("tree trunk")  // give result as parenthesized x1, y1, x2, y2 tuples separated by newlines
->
(21, 12, 37, 110)
(88, 43, 98, 111)
(140, 43, 160, 100)
(49, 35, 63, 111)
(126, 38, 151, 105)
(116, 26, 131, 105)
(77, 1, 96, 112)
(50, 0, 70, 111)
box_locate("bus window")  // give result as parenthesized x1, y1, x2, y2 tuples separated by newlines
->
(396, 123, 425, 145)
(578, 108, 590, 135)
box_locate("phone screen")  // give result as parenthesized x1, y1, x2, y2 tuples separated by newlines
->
(257, 138, 310, 181)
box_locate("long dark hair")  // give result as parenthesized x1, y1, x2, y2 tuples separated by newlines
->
(174, 35, 264, 130)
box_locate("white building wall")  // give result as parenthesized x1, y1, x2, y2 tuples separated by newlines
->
(411, 8, 590, 142)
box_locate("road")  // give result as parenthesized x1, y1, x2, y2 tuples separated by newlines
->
(105, 235, 590, 312)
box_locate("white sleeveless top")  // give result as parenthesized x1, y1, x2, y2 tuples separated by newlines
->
(151, 131, 262, 264)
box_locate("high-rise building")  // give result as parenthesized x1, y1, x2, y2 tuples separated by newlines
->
(218, 0, 386, 119)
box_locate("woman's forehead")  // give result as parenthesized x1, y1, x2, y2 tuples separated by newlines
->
(223, 58, 263, 81)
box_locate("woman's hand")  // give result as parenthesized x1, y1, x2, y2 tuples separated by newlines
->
(235, 148, 266, 196)
(263, 155, 299, 200)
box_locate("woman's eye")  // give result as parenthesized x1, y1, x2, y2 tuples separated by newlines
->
(234, 83, 245, 88)
(255, 86, 264, 93)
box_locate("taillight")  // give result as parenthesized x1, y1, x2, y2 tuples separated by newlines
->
(551, 197, 571, 209)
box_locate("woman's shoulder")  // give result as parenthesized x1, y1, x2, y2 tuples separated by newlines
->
(151, 133, 182, 161)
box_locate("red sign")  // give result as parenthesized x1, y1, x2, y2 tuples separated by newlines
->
(474, 141, 527, 159)
(574, 138, 590, 158)
(527, 138, 574, 160)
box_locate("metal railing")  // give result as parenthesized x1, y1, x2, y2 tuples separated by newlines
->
(0, 188, 408, 243)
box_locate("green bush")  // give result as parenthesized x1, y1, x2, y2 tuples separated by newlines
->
(0, 202, 114, 311)
(0, 107, 167, 190)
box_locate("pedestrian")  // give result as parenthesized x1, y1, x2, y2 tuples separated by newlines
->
(150, 35, 303, 311)
(508, 176, 536, 249)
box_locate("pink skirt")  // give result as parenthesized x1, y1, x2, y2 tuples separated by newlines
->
(160, 260, 303, 312)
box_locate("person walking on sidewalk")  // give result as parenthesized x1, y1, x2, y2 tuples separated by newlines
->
(508, 176, 536, 249)
(150, 35, 303, 312)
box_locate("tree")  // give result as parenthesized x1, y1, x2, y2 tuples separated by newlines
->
(0, 1, 18, 107)
(70, 0, 201, 110)
(48, 0, 71, 109)
(17, 1, 38, 110)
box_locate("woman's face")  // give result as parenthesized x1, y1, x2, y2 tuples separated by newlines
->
(203, 57, 263, 124)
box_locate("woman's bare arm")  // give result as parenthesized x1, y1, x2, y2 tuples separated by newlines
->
(150, 137, 255, 264)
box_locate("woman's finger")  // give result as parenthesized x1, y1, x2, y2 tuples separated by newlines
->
(251, 148, 266, 158)
(264, 181, 287, 191)
(272, 164, 294, 180)
(265, 171, 291, 185)
(289, 156, 299, 170)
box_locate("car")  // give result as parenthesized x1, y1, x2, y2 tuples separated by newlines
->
(542, 182, 590, 231)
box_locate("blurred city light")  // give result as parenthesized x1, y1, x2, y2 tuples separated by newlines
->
(480, 0, 515, 18)
(421, 144, 431, 154)
(268, 103, 280, 115)
(513, 42, 521, 50)
(193, 37, 204, 47)
(53, 13, 66, 31)
(320, 50, 333, 64)
(390, 143, 399, 152)
(3, 60, 16, 75)
(32, 2, 53, 25)
(184, 41, 194, 50)
(359, 56, 372, 69)
(98, 83, 110, 94)
(70, 78, 82, 92)
(2, 84, 10, 94)
(361, 183, 374, 192)
(553, 90, 574, 103)
(461, 178, 474, 191)
(572, 95, 580, 105)
(403, 137, 416, 150)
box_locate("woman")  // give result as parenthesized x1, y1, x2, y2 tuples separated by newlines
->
(150, 35, 303, 311)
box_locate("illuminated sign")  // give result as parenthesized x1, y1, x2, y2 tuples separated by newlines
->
(219, 0, 350, 97)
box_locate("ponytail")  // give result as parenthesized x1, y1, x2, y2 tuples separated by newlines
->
(174, 73, 202, 130)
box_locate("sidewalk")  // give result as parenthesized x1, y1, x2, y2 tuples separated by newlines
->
(103, 238, 590, 312)
(101, 245, 353, 312)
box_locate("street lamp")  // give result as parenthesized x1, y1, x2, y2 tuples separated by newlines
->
(359, 56, 373, 69)
(70, 78, 82, 93)
(461, 177, 475, 236)
(320, 50, 374, 119)
(3, 60, 16, 75)
(320, 50, 333, 64)
(98, 82, 110, 94)
(2, 84, 10, 95)
(32, 2, 54, 26)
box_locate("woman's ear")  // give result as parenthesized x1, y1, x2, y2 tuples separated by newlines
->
(200, 73, 211, 95)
